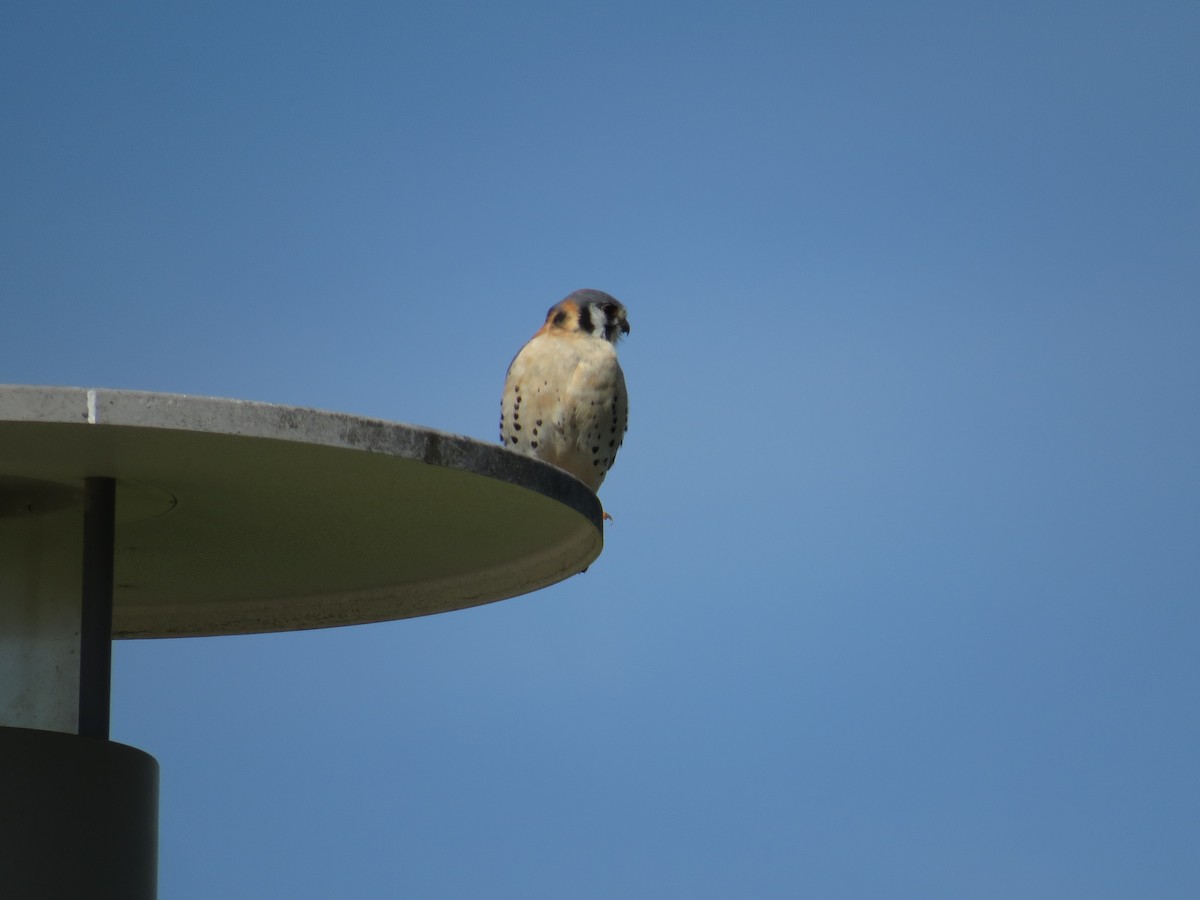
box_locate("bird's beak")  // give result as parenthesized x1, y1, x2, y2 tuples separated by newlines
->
(620, 318, 631, 335)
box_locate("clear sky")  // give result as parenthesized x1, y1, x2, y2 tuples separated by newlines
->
(3, 2, 1199, 897)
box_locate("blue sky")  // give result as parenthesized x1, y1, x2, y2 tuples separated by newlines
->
(3, 2, 1199, 897)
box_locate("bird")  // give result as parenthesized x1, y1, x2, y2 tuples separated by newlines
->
(501, 290, 630, 501)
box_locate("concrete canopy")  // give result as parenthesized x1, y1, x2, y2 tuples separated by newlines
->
(0, 386, 603, 638)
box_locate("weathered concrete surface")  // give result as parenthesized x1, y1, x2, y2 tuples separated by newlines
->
(0, 386, 603, 637)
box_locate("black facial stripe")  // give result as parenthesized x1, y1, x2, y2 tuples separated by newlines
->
(577, 307, 595, 333)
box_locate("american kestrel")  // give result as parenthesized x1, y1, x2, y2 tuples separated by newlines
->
(501, 289, 630, 495)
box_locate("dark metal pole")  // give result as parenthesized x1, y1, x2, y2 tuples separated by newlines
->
(79, 476, 116, 739)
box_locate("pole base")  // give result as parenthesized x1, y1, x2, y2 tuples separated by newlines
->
(0, 726, 158, 899)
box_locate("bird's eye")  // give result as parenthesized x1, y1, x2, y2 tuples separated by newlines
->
(602, 303, 618, 319)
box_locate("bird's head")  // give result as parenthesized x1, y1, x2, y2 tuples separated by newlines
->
(541, 289, 630, 345)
